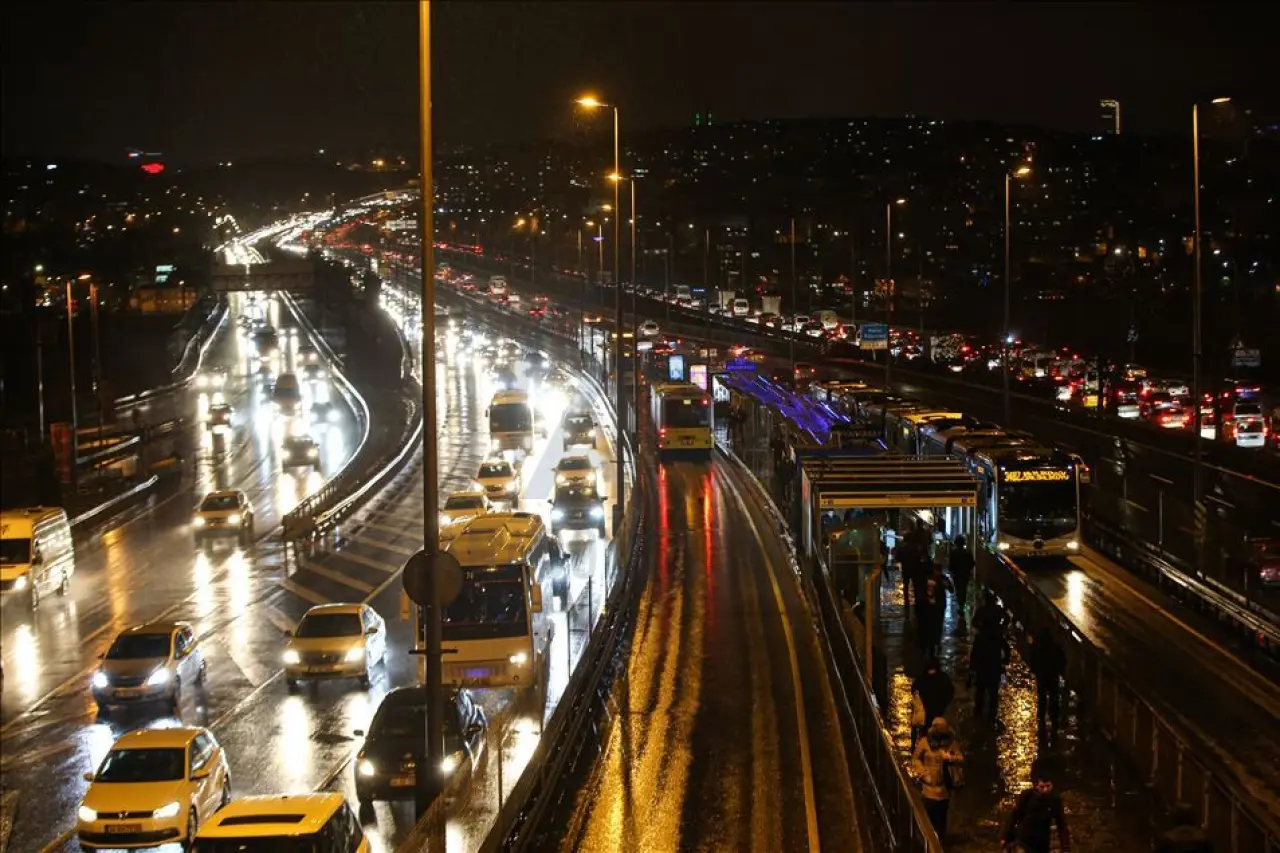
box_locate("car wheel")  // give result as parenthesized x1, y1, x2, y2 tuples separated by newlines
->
(183, 808, 198, 849)
(359, 662, 371, 689)
(286, 679, 300, 694)
(58, 570, 70, 596)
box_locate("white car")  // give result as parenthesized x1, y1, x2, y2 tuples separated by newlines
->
(78, 727, 231, 850)
(283, 603, 387, 691)
(639, 319, 661, 337)
(195, 368, 228, 391)
(554, 454, 598, 490)
(440, 490, 492, 528)
(474, 459, 520, 502)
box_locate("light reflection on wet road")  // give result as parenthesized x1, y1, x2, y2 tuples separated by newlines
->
(563, 459, 860, 853)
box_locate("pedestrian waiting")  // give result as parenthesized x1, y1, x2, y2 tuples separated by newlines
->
(909, 717, 965, 841)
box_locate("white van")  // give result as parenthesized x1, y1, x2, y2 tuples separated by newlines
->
(818, 310, 840, 330)
(732, 298, 751, 318)
(1, 507, 75, 608)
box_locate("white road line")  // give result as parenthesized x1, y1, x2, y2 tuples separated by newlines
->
(329, 548, 400, 574)
(355, 520, 418, 539)
(263, 606, 298, 636)
(298, 559, 374, 593)
(720, 467, 822, 853)
(279, 577, 330, 606)
(347, 532, 417, 557)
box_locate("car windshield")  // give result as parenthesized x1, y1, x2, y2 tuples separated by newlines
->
(1236, 403, 1263, 417)
(371, 702, 462, 741)
(296, 613, 361, 638)
(445, 495, 485, 510)
(558, 457, 592, 472)
(478, 463, 511, 478)
(95, 748, 186, 783)
(565, 416, 593, 431)
(201, 495, 239, 512)
(0, 538, 31, 564)
(442, 576, 528, 640)
(106, 633, 171, 660)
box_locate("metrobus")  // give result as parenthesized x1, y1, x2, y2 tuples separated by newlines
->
(651, 382, 714, 459)
(883, 409, 966, 454)
(487, 389, 534, 453)
(421, 512, 565, 694)
(964, 444, 1081, 558)
(918, 423, 1007, 458)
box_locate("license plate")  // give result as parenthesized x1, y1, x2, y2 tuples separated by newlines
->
(306, 666, 335, 674)
(107, 824, 142, 834)
(391, 775, 415, 787)
(114, 688, 142, 699)
(682, 437, 693, 445)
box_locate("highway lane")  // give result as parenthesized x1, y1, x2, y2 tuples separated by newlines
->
(5, 300, 620, 852)
(562, 457, 860, 852)
(0, 291, 364, 852)
(1033, 546, 1280, 829)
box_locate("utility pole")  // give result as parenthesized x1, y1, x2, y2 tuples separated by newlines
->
(65, 280, 79, 468)
(884, 203, 893, 387)
(789, 216, 797, 374)
(416, 0, 444, 820)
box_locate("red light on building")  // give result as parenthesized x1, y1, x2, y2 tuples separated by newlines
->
(141, 162, 165, 175)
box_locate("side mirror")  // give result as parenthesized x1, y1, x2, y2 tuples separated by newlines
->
(365, 626, 377, 635)
(530, 585, 544, 614)
(191, 766, 212, 781)
(465, 723, 484, 737)
(83, 771, 95, 782)
(283, 629, 293, 637)
(353, 728, 365, 738)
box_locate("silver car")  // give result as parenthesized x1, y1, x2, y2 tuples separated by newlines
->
(91, 621, 206, 715)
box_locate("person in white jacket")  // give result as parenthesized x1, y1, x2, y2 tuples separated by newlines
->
(910, 716, 965, 839)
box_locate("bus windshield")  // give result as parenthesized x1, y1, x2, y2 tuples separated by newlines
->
(999, 480, 1077, 540)
(490, 403, 531, 433)
(442, 569, 528, 640)
(662, 399, 710, 429)
(0, 538, 31, 564)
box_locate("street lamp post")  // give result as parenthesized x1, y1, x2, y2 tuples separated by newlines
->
(884, 199, 905, 387)
(789, 216, 797, 375)
(577, 227, 585, 354)
(416, 0, 444, 815)
(577, 95, 625, 523)
(1003, 164, 1032, 426)
(1192, 97, 1231, 516)
(64, 280, 79, 453)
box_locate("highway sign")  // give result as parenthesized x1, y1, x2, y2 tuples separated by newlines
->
(724, 357, 758, 372)
(860, 323, 888, 351)
(1232, 347, 1261, 368)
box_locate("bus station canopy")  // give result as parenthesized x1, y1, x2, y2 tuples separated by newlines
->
(801, 454, 979, 510)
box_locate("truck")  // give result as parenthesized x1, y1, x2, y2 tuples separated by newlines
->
(717, 290, 737, 313)
(488, 276, 508, 299)
(761, 294, 782, 316)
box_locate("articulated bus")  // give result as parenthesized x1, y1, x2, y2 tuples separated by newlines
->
(918, 424, 1007, 458)
(651, 382, 714, 459)
(884, 409, 967, 454)
(964, 443, 1082, 558)
(487, 389, 535, 453)
(421, 512, 565, 695)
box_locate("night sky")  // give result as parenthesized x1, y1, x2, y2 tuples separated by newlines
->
(2, 2, 1270, 165)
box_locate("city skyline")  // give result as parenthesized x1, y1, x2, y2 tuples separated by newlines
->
(3, 2, 1272, 165)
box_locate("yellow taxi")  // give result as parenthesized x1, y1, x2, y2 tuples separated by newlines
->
(282, 603, 386, 692)
(78, 726, 230, 849)
(193, 793, 368, 851)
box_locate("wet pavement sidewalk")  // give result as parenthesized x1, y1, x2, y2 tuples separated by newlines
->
(880, 567, 1156, 851)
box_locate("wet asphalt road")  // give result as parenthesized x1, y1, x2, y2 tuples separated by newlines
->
(0, 292, 362, 851)
(1035, 547, 1280, 830)
(562, 458, 861, 852)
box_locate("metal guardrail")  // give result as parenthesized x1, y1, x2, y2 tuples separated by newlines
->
(278, 291, 376, 542)
(979, 549, 1280, 853)
(69, 475, 159, 530)
(713, 438, 942, 853)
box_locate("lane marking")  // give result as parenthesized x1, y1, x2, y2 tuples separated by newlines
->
(720, 466, 821, 853)
(355, 520, 418, 538)
(298, 559, 375, 593)
(347, 531, 417, 557)
(263, 606, 298, 636)
(279, 577, 330, 606)
(329, 548, 400, 574)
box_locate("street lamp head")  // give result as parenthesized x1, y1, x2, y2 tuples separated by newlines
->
(514, 218, 526, 228)
(1211, 96, 1232, 104)
(607, 172, 624, 183)
(575, 96, 606, 109)
(894, 198, 907, 206)
(601, 204, 613, 212)
(1013, 164, 1033, 178)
